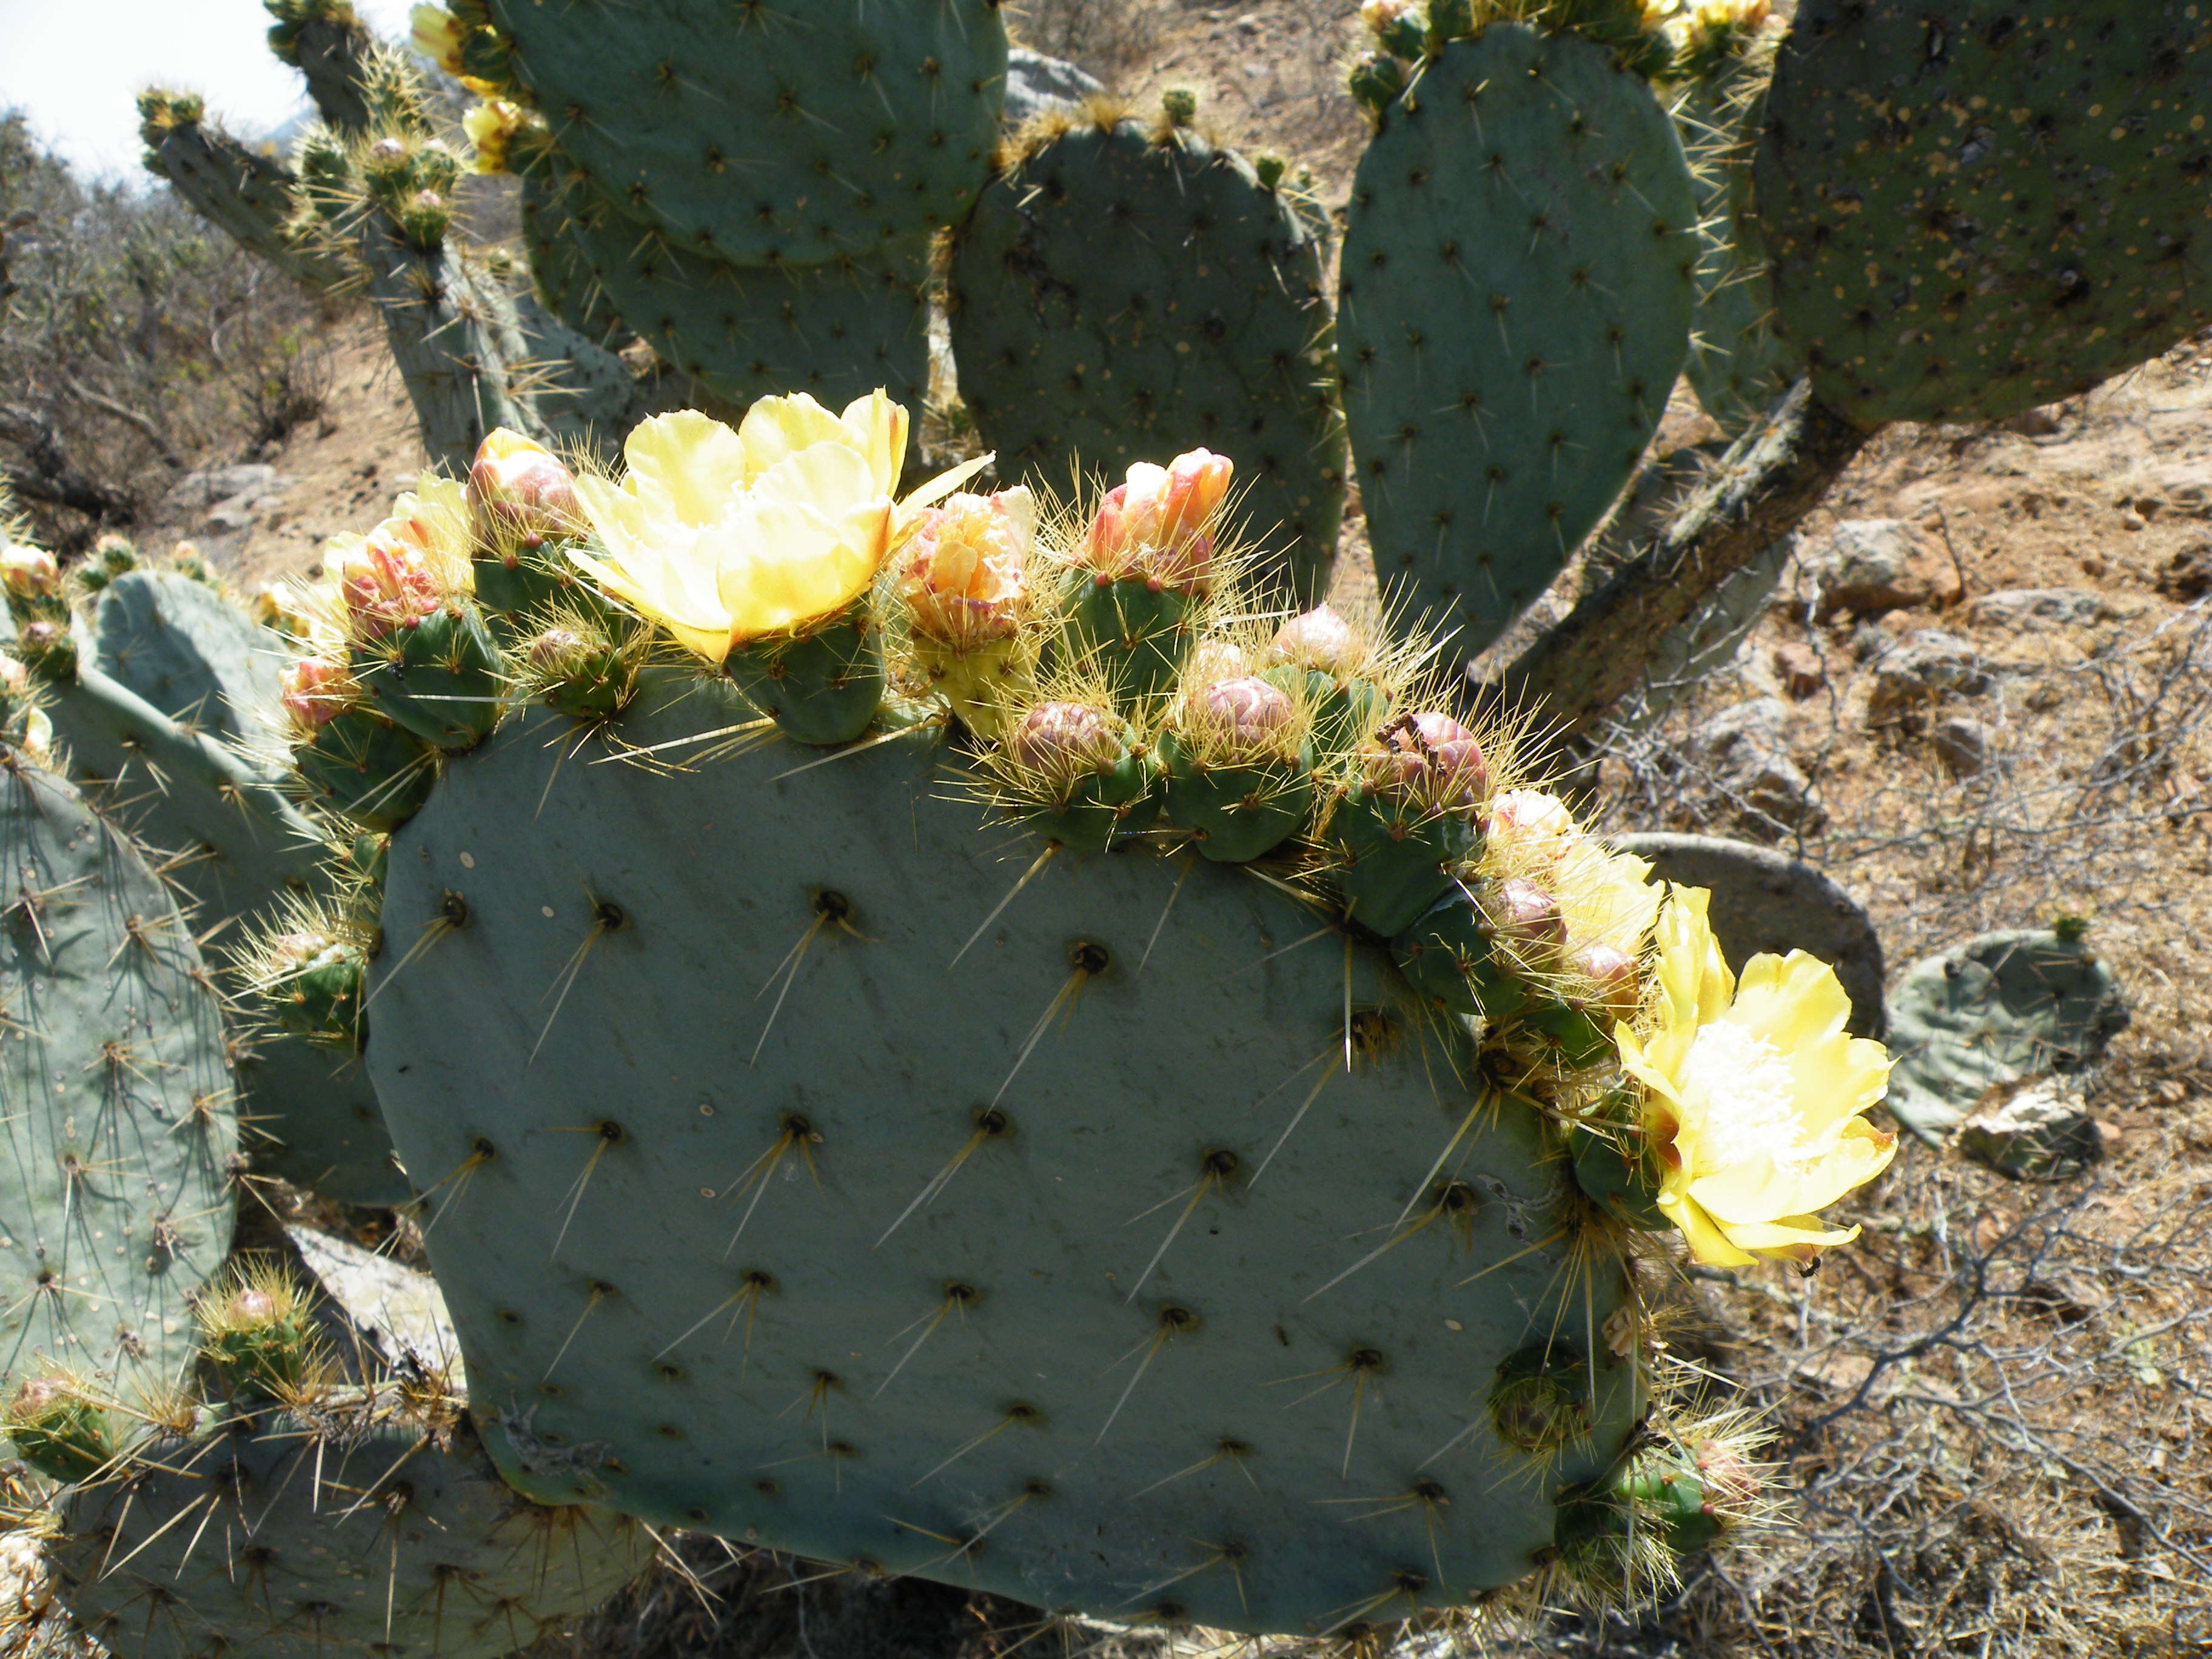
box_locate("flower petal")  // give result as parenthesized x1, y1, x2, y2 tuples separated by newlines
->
(714, 500, 877, 641)
(737, 395, 850, 481)
(1661, 1190, 1758, 1267)
(1713, 1213, 1862, 1255)
(840, 389, 909, 497)
(623, 411, 749, 525)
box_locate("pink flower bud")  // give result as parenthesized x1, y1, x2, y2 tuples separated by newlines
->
(899, 489, 1033, 649)
(1195, 674, 1297, 758)
(226, 1288, 278, 1324)
(1084, 449, 1233, 592)
(1693, 1439, 1761, 1510)
(18, 620, 62, 654)
(334, 523, 443, 638)
(0, 653, 25, 698)
(1488, 788, 1581, 863)
(528, 628, 585, 672)
(282, 657, 356, 734)
(1360, 711, 1489, 811)
(1270, 604, 1369, 677)
(467, 429, 583, 545)
(1573, 943, 1641, 1016)
(1010, 702, 1125, 783)
(1, 541, 59, 600)
(1489, 877, 1564, 951)
(1186, 638, 1252, 682)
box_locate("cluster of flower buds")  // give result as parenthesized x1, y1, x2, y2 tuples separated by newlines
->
(1010, 702, 1129, 790)
(1082, 450, 1233, 594)
(280, 655, 360, 738)
(899, 489, 1034, 651)
(332, 528, 444, 640)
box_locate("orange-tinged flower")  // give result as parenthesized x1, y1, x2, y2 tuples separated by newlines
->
(1615, 886, 1897, 1267)
(1085, 449, 1233, 592)
(899, 488, 1033, 649)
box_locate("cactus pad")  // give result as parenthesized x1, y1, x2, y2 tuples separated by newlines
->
(551, 160, 933, 417)
(49, 1401, 653, 1659)
(1755, 0, 2212, 428)
(364, 685, 1645, 1634)
(948, 109, 1346, 602)
(1883, 929, 2130, 1141)
(1339, 26, 1698, 652)
(486, 0, 1007, 266)
(0, 759, 238, 1402)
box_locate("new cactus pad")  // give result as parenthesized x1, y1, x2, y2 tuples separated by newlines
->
(1338, 25, 1699, 652)
(483, 0, 1007, 266)
(950, 98, 1346, 603)
(1755, 0, 2212, 427)
(0, 752, 238, 1405)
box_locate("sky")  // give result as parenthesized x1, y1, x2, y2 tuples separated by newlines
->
(0, 0, 417, 181)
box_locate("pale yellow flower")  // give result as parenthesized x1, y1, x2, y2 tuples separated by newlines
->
(1615, 886, 1897, 1267)
(572, 394, 910, 663)
(411, 4, 467, 76)
(463, 100, 529, 175)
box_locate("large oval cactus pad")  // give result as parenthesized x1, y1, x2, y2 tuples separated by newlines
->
(488, 0, 1007, 266)
(1339, 25, 1698, 654)
(950, 113, 1346, 604)
(369, 686, 1643, 1634)
(0, 762, 238, 1401)
(1755, 0, 2212, 427)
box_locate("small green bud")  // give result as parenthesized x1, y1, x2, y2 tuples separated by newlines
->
(1160, 86, 1199, 127)
(5, 1377, 118, 1484)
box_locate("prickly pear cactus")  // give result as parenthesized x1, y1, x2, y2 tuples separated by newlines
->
(46, 1386, 653, 1659)
(0, 752, 239, 1403)
(950, 98, 1346, 603)
(1883, 928, 2130, 1141)
(1339, 25, 1699, 652)
(368, 691, 1643, 1632)
(1755, 0, 2212, 428)
(484, 0, 1007, 266)
(33, 568, 404, 1207)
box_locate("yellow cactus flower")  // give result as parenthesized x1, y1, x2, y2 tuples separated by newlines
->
(462, 99, 529, 175)
(1484, 788, 1660, 960)
(1615, 886, 1897, 1267)
(571, 394, 910, 663)
(411, 4, 468, 76)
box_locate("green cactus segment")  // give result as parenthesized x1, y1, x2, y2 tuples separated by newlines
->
(520, 164, 632, 350)
(948, 113, 1346, 603)
(1324, 788, 1480, 939)
(295, 707, 441, 832)
(0, 762, 238, 1403)
(5, 1381, 119, 1484)
(1678, 64, 1792, 436)
(1158, 737, 1313, 863)
(1392, 897, 1527, 1022)
(1755, 0, 2212, 427)
(1561, 1096, 1670, 1231)
(555, 166, 933, 418)
(365, 691, 1644, 1633)
(1064, 580, 1195, 706)
(1883, 929, 2131, 1142)
(264, 0, 375, 133)
(1338, 26, 1698, 652)
(38, 572, 405, 1207)
(354, 599, 507, 752)
(725, 611, 885, 748)
(49, 1406, 654, 1659)
(486, 0, 1007, 266)
(137, 94, 350, 293)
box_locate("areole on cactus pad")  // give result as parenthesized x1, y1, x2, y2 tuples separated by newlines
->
(242, 389, 1902, 1634)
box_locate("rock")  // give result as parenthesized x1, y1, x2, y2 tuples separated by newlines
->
(1795, 518, 1960, 617)
(1956, 1076, 2102, 1179)
(1003, 47, 1106, 128)
(1932, 714, 1992, 777)
(163, 463, 281, 513)
(1611, 833, 1885, 1036)
(1970, 588, 2137, 629)
(2156, 543, 2212, 602)
(2147, 460, 2212, 516)
(1865, 629, 1988, 720)
(2000, 406, 2063, 437)
(1695, 697, 1825, 838)
(1772, 640, 1826, 697)
(1883, 930, 2130, 1141)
